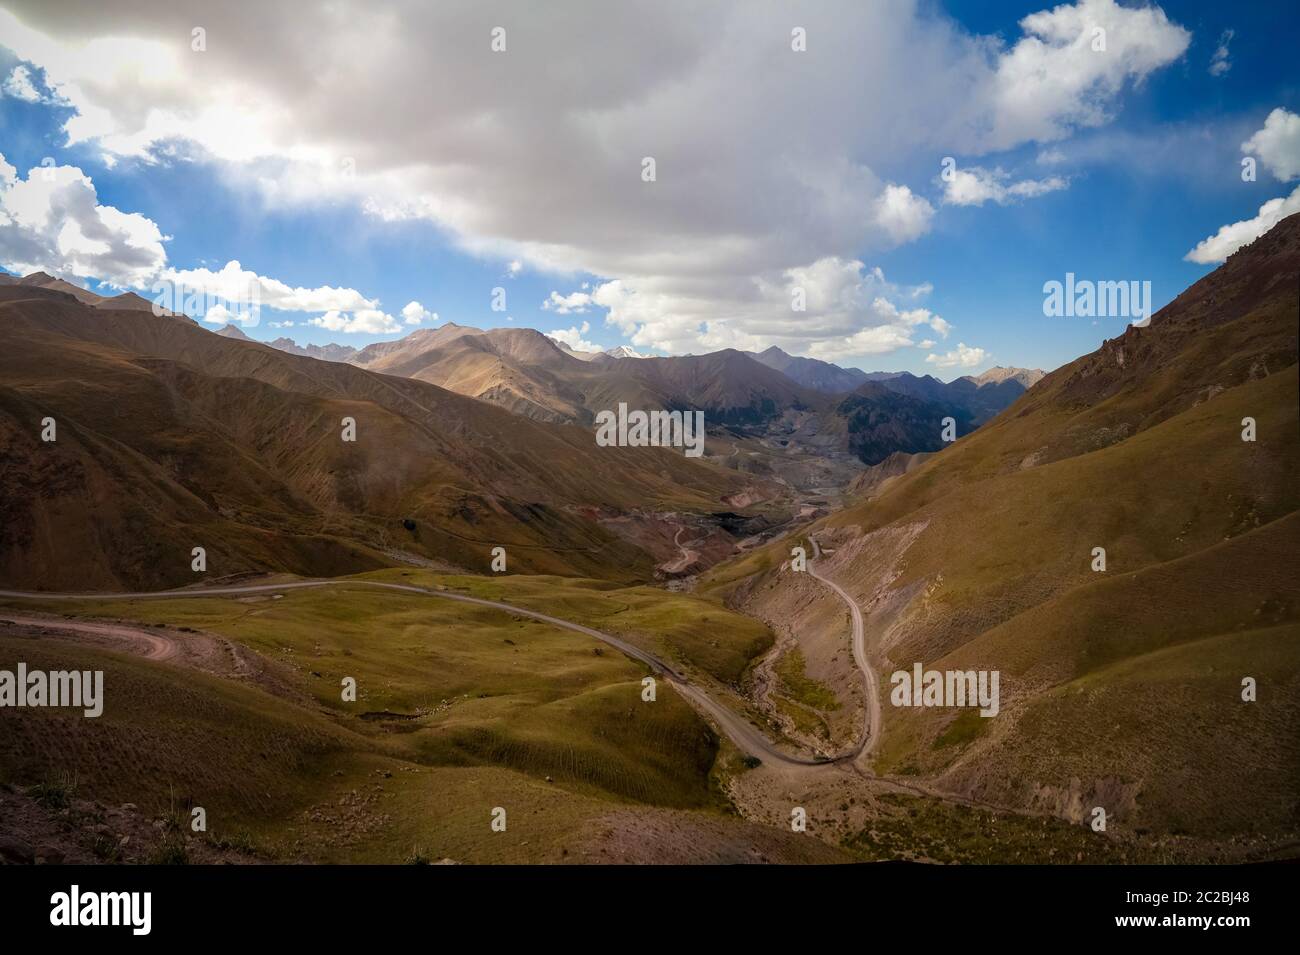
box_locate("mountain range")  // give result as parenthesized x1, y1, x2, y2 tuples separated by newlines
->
(0, 285, 777, 590)
(256, 323, 1043, 465)
(0, 268, 1046, 588)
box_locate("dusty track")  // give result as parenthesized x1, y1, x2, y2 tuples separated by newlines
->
(0, 610, 304, 701)
(1, 614, 183, 662)
(0, 580, 1051, 819)
(662, 526, 703, 575)
(0, 580, 827, 766)
(806, 537, 881, 761)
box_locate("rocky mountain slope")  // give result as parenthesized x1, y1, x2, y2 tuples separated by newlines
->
(708, 212, 1300, 852)
(0, 286, 769, 589)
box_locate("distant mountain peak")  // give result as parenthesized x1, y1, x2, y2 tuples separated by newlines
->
(747, 345, 869, 393)
(264, 335, 358, 362)
(960, 366, 1046, 389)
(603, 344, 644, 359)
(215, 323, 253, 341)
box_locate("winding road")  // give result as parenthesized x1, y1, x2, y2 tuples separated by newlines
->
(1, 573, 1063, 825)
(806, 537, 880, 760)
(1, 574, 867, 769)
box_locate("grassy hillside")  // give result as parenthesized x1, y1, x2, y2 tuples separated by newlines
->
(703, 214, 1300, 846)
(0, 569, 816, 862)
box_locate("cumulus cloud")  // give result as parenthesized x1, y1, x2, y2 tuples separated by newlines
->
(925, 343, 988, 369)
(541, 291, 592, 314)
(0, 0, 1191, 356)
(871, 185, 934, 245)
(0, 154, 166, 286)
(1186, 108, 1300, 264)
(309, 308, 401, 334)
(202, 302, 235, 325)
(987, 0, 1191, 148)
(547, 321, 598, 353)
(1184, 185, 1300, 264)
(941, 165, 1069, 206)
(578, 258, 954, 362)
(401, 300, 436, 325)
(159, 260, 377, 313)
(0, 153, 403, 333)
(1242, 108, 1300, 182)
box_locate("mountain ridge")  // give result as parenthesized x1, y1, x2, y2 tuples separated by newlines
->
(0, 287, 773, 589)
(706, 211, 1300, 848)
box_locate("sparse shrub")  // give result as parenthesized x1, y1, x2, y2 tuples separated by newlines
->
(147, 837, 190, 865)
(89, 832, 122, 862)
(406, 846, 431, 865)
(209, 830, 260, 856)
(30, 772, 78, 810)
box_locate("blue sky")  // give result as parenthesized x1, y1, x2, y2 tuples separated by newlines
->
(0, 0, 1297, 378)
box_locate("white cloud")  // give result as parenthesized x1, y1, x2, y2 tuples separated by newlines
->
(871, 185, 934, 245)
(1185, 108, 1300, 264)
(1242, 108, 1300, 182)
(401, 300, 436, 325)
(807, 323, 916, 360)
(987, 0, 1191, 149)
(202, 302, 235, 325)
(542, 290, 593, 314)
(916, 338, 936, 349)
(585, 258, 952, 361)
(0, 154, 166, 286)
(3, 64, 43, 102)
(547, 321, 597, 353)
(0, 0, 1191, 356)
(1209, 29, 1233, 77)
(925, 342, 988, 369)
(1184, 184, 1300, 264)
(159, 259, 377, 314)
(309, 308, 401, 334)
(942, 165, 1069, 206)
(0, 151, 410, 335)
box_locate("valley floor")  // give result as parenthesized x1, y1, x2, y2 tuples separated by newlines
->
(2, 558, 1292, 864)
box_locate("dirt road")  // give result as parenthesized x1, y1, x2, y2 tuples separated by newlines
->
(806, 537, 881, 761)
(1, 580, 1045, 818)
(0, 580, 827, 766)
